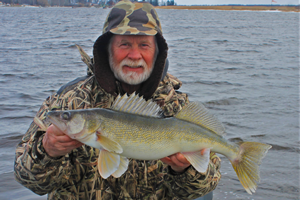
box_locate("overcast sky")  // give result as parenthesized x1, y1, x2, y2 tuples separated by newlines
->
(174, 0, 299, 5)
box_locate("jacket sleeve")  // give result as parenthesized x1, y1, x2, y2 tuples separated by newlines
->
(14, 76, 95, 195)
(14, 94, 75, 195)
(164, 153, 221, 199)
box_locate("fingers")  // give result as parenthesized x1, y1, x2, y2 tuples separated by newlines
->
(46, 125, 73, 143)
(172, 153, 189, 165)
(160, 157, 173, 165)
(42, 124, 83, 158)
(161, 153, 191, 173)
(161, 153, 189, 166)
(169, 153, 190, 168)
(161, 149, 210, 173)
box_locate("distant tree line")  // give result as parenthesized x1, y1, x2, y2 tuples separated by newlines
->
(2, 0, 176, 6)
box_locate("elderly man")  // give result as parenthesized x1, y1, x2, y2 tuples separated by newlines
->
(14, 1, 221, 199)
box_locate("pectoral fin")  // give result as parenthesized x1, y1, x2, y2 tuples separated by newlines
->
(98, 150, 120, 179)
(182, 149, 210, 173)
(112, 156, 129, 178)
(96, 132, 123, 154)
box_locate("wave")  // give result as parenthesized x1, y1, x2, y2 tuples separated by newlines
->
(228, 137, 300, 153)
(212, 39, 228, 44)
(205, 98, 241, 106)
(186, 80, 243, 86)
(0, 133, 23, 148)
(225, 49, 261, 53)
(268, 144, 300, 153)
(223, 122, 254, 130)
(0, 116, 33, 120)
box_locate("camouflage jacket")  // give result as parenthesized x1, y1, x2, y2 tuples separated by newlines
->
(14, 73, 221, 200)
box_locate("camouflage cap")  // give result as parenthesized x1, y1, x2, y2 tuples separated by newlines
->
(103, 0, 162, 36)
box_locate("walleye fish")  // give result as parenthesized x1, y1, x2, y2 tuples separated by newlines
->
(46, 93, 271, 194)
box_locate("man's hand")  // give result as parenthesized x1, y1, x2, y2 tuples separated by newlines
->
(161, 149, 208, 173)
(161, 153, 191, 173)
(42, 124, 83, 158)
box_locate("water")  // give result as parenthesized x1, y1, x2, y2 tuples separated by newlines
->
(0, 7, 299, 200)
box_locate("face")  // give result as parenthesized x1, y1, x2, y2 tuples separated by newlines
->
(109, 35, 157, 85)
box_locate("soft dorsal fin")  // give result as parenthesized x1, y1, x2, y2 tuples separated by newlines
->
(175, 102, 226, 136)
(111, 93, 163, 118)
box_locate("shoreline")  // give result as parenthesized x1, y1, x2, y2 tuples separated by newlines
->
(2, 4, 299, 12)
(155, 5, 299, 12)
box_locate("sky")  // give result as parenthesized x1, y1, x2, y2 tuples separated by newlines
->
(174, 0, 299, 5)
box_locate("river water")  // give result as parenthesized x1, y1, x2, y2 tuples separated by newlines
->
(0, 7, 299, 200)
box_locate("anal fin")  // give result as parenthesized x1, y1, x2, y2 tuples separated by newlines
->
(182, 149, 210, 173)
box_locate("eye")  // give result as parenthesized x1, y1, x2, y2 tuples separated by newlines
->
(140, 43, 151, 49)
(61, 112, 71, 120)
(120, 43, 129, 47)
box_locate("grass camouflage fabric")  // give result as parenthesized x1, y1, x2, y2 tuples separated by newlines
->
(14, 68, 221, 199)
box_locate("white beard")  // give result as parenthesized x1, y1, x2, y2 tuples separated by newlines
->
(109, 54, 154, 85)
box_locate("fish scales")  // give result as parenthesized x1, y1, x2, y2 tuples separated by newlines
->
(46, 93, 271, 194)
(55, 106, 239, 161)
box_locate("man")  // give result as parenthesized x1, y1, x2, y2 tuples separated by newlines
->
(14, 1, 221, 199)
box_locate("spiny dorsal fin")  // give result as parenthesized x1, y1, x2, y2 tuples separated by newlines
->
(175, 102, 226, 136)
(111, 93, 163, 118)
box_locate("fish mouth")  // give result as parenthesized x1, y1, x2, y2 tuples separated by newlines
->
(46, 111, 67, 133)
(46, 111, 86, 139)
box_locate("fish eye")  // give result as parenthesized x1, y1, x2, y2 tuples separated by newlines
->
(61, 112, 71, 120)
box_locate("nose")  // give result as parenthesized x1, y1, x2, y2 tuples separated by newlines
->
(127, 46, 142, 60)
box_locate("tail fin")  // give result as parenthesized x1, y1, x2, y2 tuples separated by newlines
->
(230, 142, 272, 194)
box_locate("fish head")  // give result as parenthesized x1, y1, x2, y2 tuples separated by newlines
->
(46, 110, 87, 139)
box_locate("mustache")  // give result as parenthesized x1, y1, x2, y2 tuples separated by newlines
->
(120, 58, 147, 68)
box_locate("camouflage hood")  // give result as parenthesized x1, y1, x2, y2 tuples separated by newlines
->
(93, 0, 168, 100)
